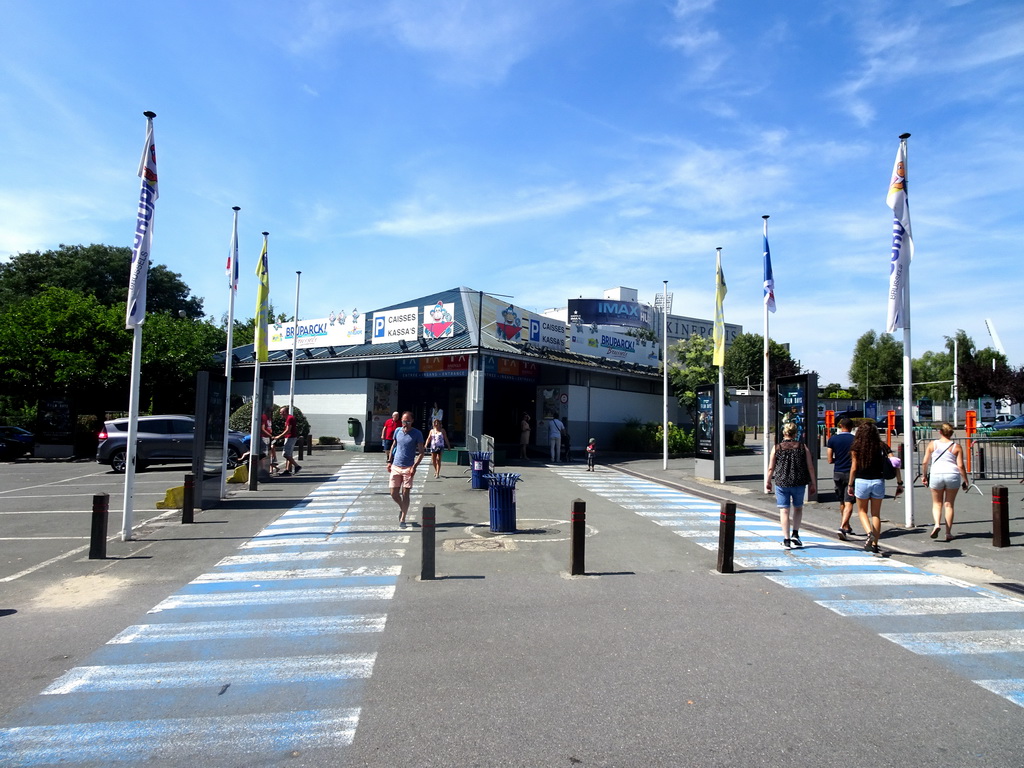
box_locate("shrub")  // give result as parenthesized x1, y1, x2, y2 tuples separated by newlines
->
(612, 419, 693, 454)
(229, 402, 310, 437)
(318, 435, 340, 445)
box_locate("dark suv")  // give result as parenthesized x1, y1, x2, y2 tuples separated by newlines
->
(96, 415, 247, 473)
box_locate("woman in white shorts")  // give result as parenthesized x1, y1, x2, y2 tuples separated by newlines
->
(920, 422, 969, 542)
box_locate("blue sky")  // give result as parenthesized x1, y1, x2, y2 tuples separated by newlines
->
(2, 0, 1022, 388)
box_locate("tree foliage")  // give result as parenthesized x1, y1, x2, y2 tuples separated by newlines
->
(723, 332, 800, 393)
(667, 334, 717, 424)
(848, 330, 904, 399)
(0, 244, 205, 319)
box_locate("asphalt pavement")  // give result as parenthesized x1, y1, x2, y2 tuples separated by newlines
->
(0, 448, 1022, 767)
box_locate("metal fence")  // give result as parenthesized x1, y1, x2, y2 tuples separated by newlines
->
(913, 436, 1024, 482)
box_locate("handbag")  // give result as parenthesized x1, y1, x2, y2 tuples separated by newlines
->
(880, 448, 898, 480)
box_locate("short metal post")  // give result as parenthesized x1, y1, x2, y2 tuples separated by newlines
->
(993, 486, 1010, 548)
(716, 501, 736, 573)
(979, 446, 987, 480)
(298, 438, 305, 461)
(307, 433, 313, 455)
(421, 504, 435, 580)
(89, 492, 109, 559)
(570, 499, 585, 575)
(182, 473, 195, 524)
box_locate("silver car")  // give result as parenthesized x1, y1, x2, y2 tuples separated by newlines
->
(96, 415, 246, 473)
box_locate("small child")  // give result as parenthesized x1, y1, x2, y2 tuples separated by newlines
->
(586, 438, 597, 471)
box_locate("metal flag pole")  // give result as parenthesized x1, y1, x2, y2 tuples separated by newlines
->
(122, 110, 158, 541)
(662, 280, 669, 470)
(714, 247, 727, 483)
(762, 215, 771, 488)
(248, 232, 270, 492)
(289, 271, 302, 411)
(220, 206, 240, 500)
(898, 132, 915, 527)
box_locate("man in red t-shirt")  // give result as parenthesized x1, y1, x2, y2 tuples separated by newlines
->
(380, 411, 400, 464)
(276, 405, 301, 475)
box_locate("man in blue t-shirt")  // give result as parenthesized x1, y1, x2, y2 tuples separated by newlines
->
(387, 411, 424, 527)
(827, 418, 856, 539)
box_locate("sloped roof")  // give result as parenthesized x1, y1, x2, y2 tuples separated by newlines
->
(224, 286, 659, 380)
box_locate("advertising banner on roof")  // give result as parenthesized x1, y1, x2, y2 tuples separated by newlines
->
(567, 324, 659, 366)
(568, 298, 652, 329)
(269, 311, 365, 350)
(477, 294, 564, 350)
(422, 301, 455, 339)
(526, 313, 566, 351)
(372, 306, 419, 344)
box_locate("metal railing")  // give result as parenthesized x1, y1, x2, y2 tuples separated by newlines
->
(913, 436, 1024, 482)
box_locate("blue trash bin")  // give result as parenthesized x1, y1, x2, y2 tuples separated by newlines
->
(483, 472, 521, 533)
(470, 451, 492, 489)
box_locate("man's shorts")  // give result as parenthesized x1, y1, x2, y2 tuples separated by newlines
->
(833, 472, 854, 504)
(283, 437, 296, 458)
(389, 465, 415, 489)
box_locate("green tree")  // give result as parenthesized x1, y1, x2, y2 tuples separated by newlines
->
(0, 287, 130, 415)
(0, 244, 205, 319)
(723, 332, 800, 393)
(912, 349, 952, 402)
(848, 330, 904, 399)
(667, 333, 717, 424)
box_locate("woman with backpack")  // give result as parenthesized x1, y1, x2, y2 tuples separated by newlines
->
(848, 422, 904, 554)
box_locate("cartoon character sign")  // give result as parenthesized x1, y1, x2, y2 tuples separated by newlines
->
(496, 304, 522, 341)
(422, 301, 454, 339)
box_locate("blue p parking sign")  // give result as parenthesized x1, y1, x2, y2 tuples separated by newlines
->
(529, 318, 540, 342)
(373, 316, 386, 339)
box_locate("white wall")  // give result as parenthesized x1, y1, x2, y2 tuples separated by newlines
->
(275, 378, 370, 447)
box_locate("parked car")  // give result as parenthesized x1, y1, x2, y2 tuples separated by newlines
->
(979, 413, 1016, 428)
(96, 415, 247, 473)
(0, 426, 34, 458)
(876, 416, 910, 436)
(989, 414, 1024, 432)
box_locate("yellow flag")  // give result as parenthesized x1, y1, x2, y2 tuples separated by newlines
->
(254, 235, 270, 362)
(713, 249, 727, 367)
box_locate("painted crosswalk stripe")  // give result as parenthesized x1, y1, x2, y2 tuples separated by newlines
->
(194, 565, 402, 582)
(241, 534, 410, 548)
(217, 550, 404, 566)
(0, 708, 360, 762)
(880, 629, 1024, 655)
(975, 679, 1024, 707)
(767, 572, 964, 589)
(110, 614, 388, 643)
(150, 585, 396, 612)
(817, 596, 1022, 617)
(43, 654, 376, 695)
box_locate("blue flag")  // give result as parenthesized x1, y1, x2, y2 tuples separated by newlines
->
(763, 221, 776, 314)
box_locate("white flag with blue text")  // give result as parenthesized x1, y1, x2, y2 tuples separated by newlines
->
(885, 140, 913, 332)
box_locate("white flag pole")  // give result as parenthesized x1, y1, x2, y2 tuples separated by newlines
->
(122, 110, 158, 541)
(662, 280, 669, 470)
(289, 271, 301, 412)
(220, 206, 240, 500)
(762, 215, 771, 487)
(898, 133, 915, 528)
(715, 247, 726, 483)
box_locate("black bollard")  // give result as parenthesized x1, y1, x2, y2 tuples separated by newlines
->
(298, 438, 305, 461)
(570, 499, 586, 575)
(716, 501, 736, 573)
(307, 433, 313, 455)
(89, 492, 109, 559)
(993, 486, 1009, 548)
(421, 504, 435, 580)
(978, 446, 987, 480)
(182, 473, 195, 524)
